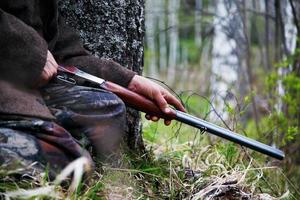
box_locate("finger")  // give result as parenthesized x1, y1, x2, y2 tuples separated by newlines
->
(164, 120, 171, 126)
(145, 114, 151, 120)
(35, 71, 48, 88)
(164, 94, 186, 112)
(50, 65, 58, 77)
(151, 116, 159, 122)
(47, 50, 58, 68)
(153, 91, 168, 112)
(44, 65, 56, 80)
(46, 51, 58, 75)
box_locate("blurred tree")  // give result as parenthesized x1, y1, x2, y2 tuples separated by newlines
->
(289, 0, 300, 75)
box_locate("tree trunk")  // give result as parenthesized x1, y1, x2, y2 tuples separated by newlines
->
(195, 0, 202, 47)
(58, 0, 146, 153)
(145, 0, 157, 77)
(167, 0, 180, 85)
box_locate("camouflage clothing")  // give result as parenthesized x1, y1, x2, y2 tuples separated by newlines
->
(0, 83, 126, 175)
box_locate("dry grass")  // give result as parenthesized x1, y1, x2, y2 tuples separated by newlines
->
(0, 139, 296, 200)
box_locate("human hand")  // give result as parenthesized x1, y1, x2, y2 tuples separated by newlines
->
(35, 50, 58, 87)
(127, 75, 186, 125)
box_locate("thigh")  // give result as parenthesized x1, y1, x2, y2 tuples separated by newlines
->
(42, 83, 126, 134)
(42, 83, 127, 161)
(43, 84, 125, 118)
(0, 127, 44, 174)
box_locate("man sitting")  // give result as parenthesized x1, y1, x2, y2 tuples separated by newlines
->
(0, 0, 185, 174)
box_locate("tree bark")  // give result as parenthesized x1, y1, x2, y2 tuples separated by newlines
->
(58, 0, 146, 153)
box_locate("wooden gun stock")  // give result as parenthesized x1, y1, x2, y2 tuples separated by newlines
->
(101, 81, 177, 119)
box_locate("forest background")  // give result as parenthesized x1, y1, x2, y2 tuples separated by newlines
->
(142, 0, 300, 198)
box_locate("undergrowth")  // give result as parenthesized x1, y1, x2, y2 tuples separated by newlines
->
(0, 93, 299, 199)
(0, 137, 295, 199)
(1, 122, 298, 199)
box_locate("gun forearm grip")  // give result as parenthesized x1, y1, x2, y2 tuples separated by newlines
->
(101, 81, 177, 120)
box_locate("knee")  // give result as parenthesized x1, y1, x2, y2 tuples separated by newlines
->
(0, 128, 43, 171)
(107, 92, 126, 117)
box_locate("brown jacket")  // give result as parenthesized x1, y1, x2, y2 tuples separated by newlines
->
(0, 0, 135, 119)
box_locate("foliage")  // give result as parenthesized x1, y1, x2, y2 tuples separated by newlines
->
(263, 46, 300, 192)
(265, 49, 300, 143)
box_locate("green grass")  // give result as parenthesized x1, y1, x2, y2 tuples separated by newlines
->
(1, 92, 298, 199)
(1, 137, 296, 199)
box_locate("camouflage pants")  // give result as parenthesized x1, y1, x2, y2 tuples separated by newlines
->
(0, 83, 126, 174)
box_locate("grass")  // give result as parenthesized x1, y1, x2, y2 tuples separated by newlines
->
(0, 138, 296, 199)
(1, 94, 299, 199)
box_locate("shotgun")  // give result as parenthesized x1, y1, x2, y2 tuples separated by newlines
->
(57, 65, 285, 160)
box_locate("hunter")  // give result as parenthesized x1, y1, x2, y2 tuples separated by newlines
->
(0, 0, 185, 174)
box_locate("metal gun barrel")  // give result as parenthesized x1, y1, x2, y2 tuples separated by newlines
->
(176, 111, 285, 160)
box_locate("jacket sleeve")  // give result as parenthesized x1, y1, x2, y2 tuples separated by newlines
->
(0, 9, 48, 87)
(52, 17, 136, 87)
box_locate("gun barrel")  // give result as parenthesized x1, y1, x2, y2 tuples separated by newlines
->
(175, 111, 285, 160)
